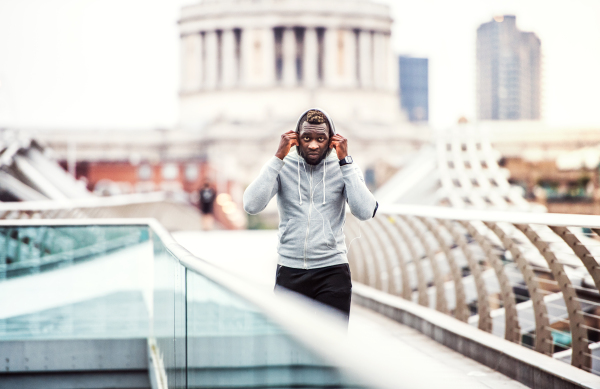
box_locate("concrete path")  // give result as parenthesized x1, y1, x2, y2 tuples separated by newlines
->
(174, 230, 528, 389)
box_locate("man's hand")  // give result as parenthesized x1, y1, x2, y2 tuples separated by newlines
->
(275, 130, 299, 160)
(329, 134, 348, 160)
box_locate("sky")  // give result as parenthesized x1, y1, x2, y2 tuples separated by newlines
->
(0, 0, 599, 130)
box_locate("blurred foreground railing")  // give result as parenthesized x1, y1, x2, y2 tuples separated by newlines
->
(0, 218, 415, 389)
(0, 192, 202, 231)
(346, 204, 600, 374)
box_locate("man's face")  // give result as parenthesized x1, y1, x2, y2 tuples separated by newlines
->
(298, 121, 330, 165)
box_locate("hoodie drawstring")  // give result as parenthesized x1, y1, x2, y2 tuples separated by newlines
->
(297, 157, 303, 205)
(322, 159, 327, 204)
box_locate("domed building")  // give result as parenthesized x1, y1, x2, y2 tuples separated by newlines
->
(178, 0, 428, 187)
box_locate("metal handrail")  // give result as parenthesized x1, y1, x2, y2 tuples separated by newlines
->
(0, 192, 169, 211)
(378, 203, 600, 228)
(0, 218, 413, 389)
(352, 203, 600, 373)
(0, 193, 203, 231)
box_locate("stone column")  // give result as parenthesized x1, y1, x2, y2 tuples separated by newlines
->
(384, 32, 397, 92)
(372, 31, 384, 89)
(304, 27, 318, 88)
(240, 28, 253, 86)
(198, 32, 206, 88)
(324, 27, 339, 87)
(343, 29, 357, 87)
(204, 30, 218, 89)
(234, 28, 242, 86)
(221, 29, 236, 88)
(180, 33, 202, 92)
(359, 29, 373, 88)
(262, 27, 275, 87)
(180, 34, 189, 92)
(242, 28, 257, 87)
(282, 27, 296, 86)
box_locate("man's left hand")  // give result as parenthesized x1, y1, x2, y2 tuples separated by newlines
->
(329, 134, 348, 160)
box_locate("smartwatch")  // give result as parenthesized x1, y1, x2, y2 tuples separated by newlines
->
(339, 156, 353, 166)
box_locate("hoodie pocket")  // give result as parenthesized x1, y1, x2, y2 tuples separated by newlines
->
(277, 218, 307, 258)
(306, 218, 338, 259)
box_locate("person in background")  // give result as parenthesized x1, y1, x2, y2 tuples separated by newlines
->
(199, 182, 216, 230)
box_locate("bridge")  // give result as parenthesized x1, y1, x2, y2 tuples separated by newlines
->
(2, 133, 600, 388)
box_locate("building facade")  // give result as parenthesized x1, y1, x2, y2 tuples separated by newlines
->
(476, 15, 541, 120)
(178, 0, 426, 192)
(179, 0, 401, 125)
(398, 56, 428, 122)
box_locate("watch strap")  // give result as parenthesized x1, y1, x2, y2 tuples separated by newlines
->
(339, 156, 353, 166)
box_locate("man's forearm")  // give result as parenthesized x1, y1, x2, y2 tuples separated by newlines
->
(341, 164, 377, 220)
(243, 157, 284, 215)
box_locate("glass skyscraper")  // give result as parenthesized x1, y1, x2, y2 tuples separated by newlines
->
(399, 56, 429, 122)
(477, 15, 541, 120)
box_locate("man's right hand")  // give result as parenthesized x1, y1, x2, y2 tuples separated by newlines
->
(275, 130, 299, 160)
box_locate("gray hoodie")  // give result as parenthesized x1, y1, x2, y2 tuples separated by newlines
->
(243, 108, 378, 269)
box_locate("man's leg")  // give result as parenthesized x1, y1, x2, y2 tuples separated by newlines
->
(312, 264, 352, 322)
(275, 264, 352, 322)
(274, 265, 314, 298)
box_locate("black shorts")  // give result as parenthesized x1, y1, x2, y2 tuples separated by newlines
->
(274, 263, 352, 321)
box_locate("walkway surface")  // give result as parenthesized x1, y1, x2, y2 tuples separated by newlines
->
(174, 230, 528, 389)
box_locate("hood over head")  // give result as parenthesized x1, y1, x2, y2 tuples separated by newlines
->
(294, 108, 337, 159)
(294, 107, 337, 135)
(291, 108, 339, 205)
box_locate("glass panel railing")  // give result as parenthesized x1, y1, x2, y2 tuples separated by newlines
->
(152, 230, 361, 389)
(153, 231, 187, 389)
(0, 225, 151, 341)
(185, 269, 355, 388)
(0, 221, 369, 388)
(0, 225, 148, 279)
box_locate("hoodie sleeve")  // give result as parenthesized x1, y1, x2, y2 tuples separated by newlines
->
(341, 163, 377, 221)
(243, 156, 284, 215)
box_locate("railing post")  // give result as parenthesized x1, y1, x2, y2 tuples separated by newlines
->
(390, 216, 429, 307)
(487, 222, 553, 355)
(516, 224, 590, 369)
(359, 220, 388, 292)
(421, 217, 470, 322)
(553, 226, 600, 292)
(404, 216, 448, 314)
(374, 216, 412, 300)
(442, 219, 492, 333)
(368, 217, 403, 296)
(346, 219, 373, 287)
(461, 220, 521, 343)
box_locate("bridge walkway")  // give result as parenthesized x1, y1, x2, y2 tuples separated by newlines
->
(174, 229, 528, 389)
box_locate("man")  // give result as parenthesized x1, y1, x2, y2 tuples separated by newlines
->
(243, 108, 378, 321)
(199, 182, 216, 230)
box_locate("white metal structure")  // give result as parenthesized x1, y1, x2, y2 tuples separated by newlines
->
(376, 128, 540, 211)
(346, 203, 600, 376)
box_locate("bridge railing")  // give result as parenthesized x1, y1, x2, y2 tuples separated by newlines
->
(0, 218, 415, 389)
(346, 204, 600, 375)
(0, 192, 202, 231)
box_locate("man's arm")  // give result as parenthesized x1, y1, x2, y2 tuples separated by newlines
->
(243, 130, 298, 215)
(341, 164, 377, 220)
(242, 157, 283, 215)
(330, 134, 377, 221)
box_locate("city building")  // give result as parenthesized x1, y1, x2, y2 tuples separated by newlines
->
(178, 0, 426, 191)
(398, 56, 429, 122)
(476, 15, 541, 120)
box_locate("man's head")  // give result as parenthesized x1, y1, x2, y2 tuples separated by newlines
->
(297, 110, 331, 165)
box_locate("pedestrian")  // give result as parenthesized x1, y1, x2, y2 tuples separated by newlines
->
(243, 108, 378, 322)
(199, 182, 216, 230)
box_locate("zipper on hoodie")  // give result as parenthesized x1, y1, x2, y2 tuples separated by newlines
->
(303, 165, 313, 269)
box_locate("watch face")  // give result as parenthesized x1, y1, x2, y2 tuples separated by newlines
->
(347, 156, 353, 163)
